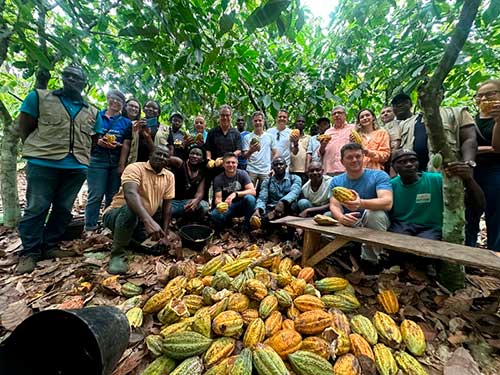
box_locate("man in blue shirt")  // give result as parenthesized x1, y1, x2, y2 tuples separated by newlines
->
(17, 65, 102, 274)
(329, 143, 393, 263)
(253, 157, 302, 226)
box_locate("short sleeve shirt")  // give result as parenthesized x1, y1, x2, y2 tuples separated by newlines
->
(322, 124, 355, 174)
(243, 132, 277, 175)
(20, 90, 103, 169)
(206, 126, 242, 159)
(266, 127, 292, 166)
(329, 169, 392, 213)
(213, 169, 251, 201)
(105, 161, 175, 216)
(307, 135, 321, 162)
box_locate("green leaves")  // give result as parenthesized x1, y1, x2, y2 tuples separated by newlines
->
(219, 12, 235, 35)
(245, 0, 291, 34)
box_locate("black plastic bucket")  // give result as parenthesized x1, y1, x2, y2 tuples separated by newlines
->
(179, 224, 214, 251)
(0, 306, 129, 375)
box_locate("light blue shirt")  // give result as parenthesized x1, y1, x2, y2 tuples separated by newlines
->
(307, 135, 321, 162)
(243, 132, 277, 175)
(266, 127, 292, 166)
(256, 173, 302, 212)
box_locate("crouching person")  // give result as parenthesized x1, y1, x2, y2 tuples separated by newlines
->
(329, 143, 393, 263)
(170, 145, 209, 222)
(103, 145, 180, 274)
(297, 161, 332, 217)
(253, 157, 302, 227)
(210, 153, 257, 231)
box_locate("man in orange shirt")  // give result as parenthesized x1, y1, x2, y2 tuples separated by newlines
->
(319, 106, 355, 175)
(103, 145, 179, 274)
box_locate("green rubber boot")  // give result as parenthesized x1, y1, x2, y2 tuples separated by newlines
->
(108, 254, 128, 275)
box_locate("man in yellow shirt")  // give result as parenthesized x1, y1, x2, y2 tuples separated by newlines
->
(103, 145, 179, 274)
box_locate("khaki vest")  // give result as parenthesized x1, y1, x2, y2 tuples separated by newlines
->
(22, 90, 98, 166)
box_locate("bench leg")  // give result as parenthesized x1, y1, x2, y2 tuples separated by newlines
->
(302, 230, 321, 267)
(306, 236, 351, 267)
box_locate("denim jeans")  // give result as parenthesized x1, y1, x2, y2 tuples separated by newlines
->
(171, 199, 209, 219)
(465, 164, 500, 250)
(18, 164, 87, 258)
(210, 195, 256, 231)
(85, 150, 121, 230)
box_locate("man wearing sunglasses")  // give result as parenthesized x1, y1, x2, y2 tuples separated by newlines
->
(17, 65, 102, 274)
(266, 109, 292, 166)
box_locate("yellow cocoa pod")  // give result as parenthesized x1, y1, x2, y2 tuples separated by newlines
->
(377, 290, 399, 314)
(373, 311, 402, 348)
(332, 187, 356, 202)
(394, 351, 428, 375)
(291, 129, 300, 138)
(126, 307, 143, 328)
(216, 202, 229, 213)
(203, 337, 236, 367)
(373, 343, 398, 375)
(333, 353, 362, 375)
(301, 336, 331, 360)
(250, 215, 262, 229)
(349, 333, 374, 360)
(314, 214, 339, 226)
(400, 320, 426, 356)
(103, 134, 116, 143)
(350, 314, 378, 346)
(243, 317, 266, 348)
(351, 130, 363, 145)
(265, 310, 283, 337)
(207, 160, 216, 169)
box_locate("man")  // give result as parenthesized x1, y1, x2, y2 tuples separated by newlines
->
(390, 149, 484, 239)
(16, 65, 102, 274)
(297, 161, 333, 217)
(243, 111, 278, 189)
(210, 153, 256, 231)
(380, 106, 395, 124)
(319, 106, 355, 176)
(329, 143, 393, 263)
(205, 105, 242, 160)
(254, 157, 302, 225)
(399, 88, 477, 172)
(306, 117, 330, 169)
(171, 145, 209, 221)
(194, 115, 208, 144)
(290, 115, 310, 183)
(266, 109, 292, 166)
(236, 115, 249, 170)
(163, 113, 186, 158)
(103, 145, 179, 274)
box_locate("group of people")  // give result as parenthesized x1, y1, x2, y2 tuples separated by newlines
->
(15, 64, 500, 276)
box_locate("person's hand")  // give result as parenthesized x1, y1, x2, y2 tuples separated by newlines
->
(299, 209, 309, 218)
(274, 201, 285, 217)
(249, 142, 260, 153)
(319, 137, 330, 147)
(339, 212, 361, 227)
(118, 164, 126, 175)
(341, 190, 362, 211)
(253, 209, 261, 218)
(133, 119, 146, 132)
(98, 138, 120, 149)
(225, 192, 237, 206)
(144, 219, 165, 241)
(444, 161, 474, 181)
(184, 199, 199, 212)
(184, 135, 195, 147)
(290, 133, 300, 143)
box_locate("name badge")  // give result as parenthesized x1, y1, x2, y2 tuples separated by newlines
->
(416, 193, 431, 204)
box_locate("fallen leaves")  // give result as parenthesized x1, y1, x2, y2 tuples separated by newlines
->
(0, 300, 32, 331)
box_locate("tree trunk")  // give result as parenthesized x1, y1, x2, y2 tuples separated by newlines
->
(418, 0, 481, 291)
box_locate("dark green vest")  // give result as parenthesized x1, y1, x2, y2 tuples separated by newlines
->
(22, 89, 98, 166)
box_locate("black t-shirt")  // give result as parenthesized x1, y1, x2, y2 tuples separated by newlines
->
(413, 114, 429, 171)
(475, 116, 500, 167)
(173, 162, 205, 200)
(213, 169, 251, 201)
(137, 125, 159, 162)
(205, 126, 242, 159)
(168, 129, 187, 159)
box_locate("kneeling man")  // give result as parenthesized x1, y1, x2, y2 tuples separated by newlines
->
(103, 145, 179, 274)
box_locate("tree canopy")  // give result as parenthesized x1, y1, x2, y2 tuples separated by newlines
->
(0, 0, 499, 127)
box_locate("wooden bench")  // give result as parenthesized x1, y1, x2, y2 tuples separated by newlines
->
(271, 216, 500, 273)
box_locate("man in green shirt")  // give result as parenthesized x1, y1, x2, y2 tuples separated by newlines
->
(390, 149, 484, 239)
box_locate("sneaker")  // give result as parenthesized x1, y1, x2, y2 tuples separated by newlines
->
(16, 256, 37, 274)
(43, 248, 78, 259)
(108, 255, 128, 275)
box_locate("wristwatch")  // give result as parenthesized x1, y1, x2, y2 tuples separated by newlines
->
(465, 160, 477, 168)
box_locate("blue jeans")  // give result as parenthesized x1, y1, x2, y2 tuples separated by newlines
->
(465, 164, 500, 250)
(171, 199, 209, 219)
(85, 151, 121, 230)
(18, 164, 87, 258)
(297, 198, 313, 212)
(210, 195, 256, 231)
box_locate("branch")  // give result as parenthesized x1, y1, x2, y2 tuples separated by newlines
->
(238, 78, 263, 114)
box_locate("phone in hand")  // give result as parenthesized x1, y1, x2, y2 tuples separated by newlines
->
(146, 117, 158, 127)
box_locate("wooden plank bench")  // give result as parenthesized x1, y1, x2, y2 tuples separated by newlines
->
(271, 216, 500, 273)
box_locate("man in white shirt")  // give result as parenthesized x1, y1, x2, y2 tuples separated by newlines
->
(266, 109, 292, 165)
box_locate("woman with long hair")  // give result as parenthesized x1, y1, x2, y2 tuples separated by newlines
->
(352, 108, 390, 170)
(466, 79, 500, 250)
(119, 98, 141, 173)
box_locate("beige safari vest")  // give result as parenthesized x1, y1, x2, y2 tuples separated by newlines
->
(22, 89, 98, 166)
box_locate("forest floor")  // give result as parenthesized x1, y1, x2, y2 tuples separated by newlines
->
(0, 172, 498, 374)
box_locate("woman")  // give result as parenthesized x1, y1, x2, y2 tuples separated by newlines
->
(171, 144, 209, 220)
(352, 108, 390, 170)
(466, 79, 500, 251)
(119, 98, 141, 173)
(85, 90, 132, 231)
